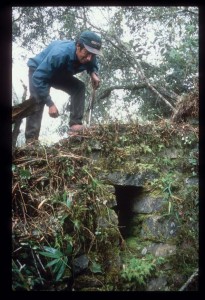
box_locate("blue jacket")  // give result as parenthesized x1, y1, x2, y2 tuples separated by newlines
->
(27, 40, 99, 106)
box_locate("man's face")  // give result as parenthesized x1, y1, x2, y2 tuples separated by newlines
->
(76, 44, 95, 63)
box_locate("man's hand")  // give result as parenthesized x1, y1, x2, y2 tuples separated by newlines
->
(91, 72, 100, 89)
(49, 104, 59, 118)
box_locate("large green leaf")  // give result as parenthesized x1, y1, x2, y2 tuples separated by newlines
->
(90, 261, 102, 273)
(46, 258, 60, 267)
(56, 257, 68, 281)
(53, 259, 63, 273)
(39, 246, 63, 259)
(39, 251, 63, 259)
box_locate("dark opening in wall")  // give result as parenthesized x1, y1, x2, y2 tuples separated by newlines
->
(114, 185, 143, 238)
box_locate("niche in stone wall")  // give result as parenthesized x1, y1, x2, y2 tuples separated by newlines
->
(114, 185, 143, 238)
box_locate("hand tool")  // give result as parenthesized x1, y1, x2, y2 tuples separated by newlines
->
(88, 88, 96, 126)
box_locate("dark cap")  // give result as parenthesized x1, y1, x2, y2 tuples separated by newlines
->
(79, 31, 102, 55)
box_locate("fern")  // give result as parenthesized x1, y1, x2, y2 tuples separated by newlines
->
(121, 257, 155, 286)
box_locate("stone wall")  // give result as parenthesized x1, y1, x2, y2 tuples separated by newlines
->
(12, 121, 199, 291)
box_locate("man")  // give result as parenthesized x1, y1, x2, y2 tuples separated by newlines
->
(25, 30, 102, 143)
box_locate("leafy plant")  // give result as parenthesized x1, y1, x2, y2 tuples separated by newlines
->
(90, 261, 103, 274)
(140, 143, 153, 154)
(19, 168, 31, 179)
(12, 258, 43, 291)
(38, 246, 71, 281)
(121, 257, 155, 286)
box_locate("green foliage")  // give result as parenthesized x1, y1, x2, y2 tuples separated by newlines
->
(38, 246, 71, 281)
(12, 259, 43, 291)
(12, 237, 73, 290)
(90, 261, 103, 274)
(151, 173, 177, 196)
(121, 257, 155, 286)
(12, 122, 198, 291)
(140, 143, 153, 154)
(19, 168, 31, 179)
(150, 171, 181, 216)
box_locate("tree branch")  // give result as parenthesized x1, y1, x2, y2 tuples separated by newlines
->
(97, 83, 147, 100)
(179, 268, 198, 291)
(109, 33, 176, 113)
(88, 82, 178, 111)
(78, 16, 177, 113)
(12, 119, 22, 154)
(12, 98, 42, 124)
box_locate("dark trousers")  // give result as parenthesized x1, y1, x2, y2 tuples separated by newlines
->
(25, 68, 85, 141)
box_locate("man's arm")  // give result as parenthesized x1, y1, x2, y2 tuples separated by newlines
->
(90, 72, 100, 89)
(31, 49, 67, 106)
(88, 55, 100, 89)
(32, 61, 59, 118)
(32, 52, 65, 117)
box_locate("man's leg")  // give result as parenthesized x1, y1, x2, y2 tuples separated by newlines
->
(25, 104, 45, 142)
(69, 78, 85, 127)
(25, 68, 45, 143)
(51, 72, 85, 127)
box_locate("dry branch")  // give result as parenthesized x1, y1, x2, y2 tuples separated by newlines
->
(110, 34, 176, 113)
(12, 98, 42, 123)
(171, 84, 198, 123)
(179, 268, 198, 291)
(12, 119, 22, 152)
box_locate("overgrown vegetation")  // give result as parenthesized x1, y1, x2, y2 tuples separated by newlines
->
(12, 129, 125, 290)
(12, 95, 199, 290)
(120, 256, 155, 288)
